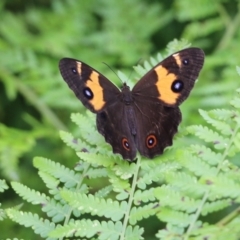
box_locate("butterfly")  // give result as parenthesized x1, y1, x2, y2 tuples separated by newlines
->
(59, 48, 205, 161)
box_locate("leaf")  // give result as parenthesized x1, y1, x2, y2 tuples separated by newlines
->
(61, 191, 127, 221)
(157, 208, 194, 227)
(77, 152, 117, 167)
(129, 203, 158, 225)
(201, 199, 231, 216)
(189, 145, 221, 166)
(33, 157, 81, 188)
(50, 220, 123, 239)
(199, 109, 233, 136)
(0, 179, 8, 192)
(7, 209, 55, 239)
(133, 188, 156, 205)
(187, 125, 228, 150)
(154, 186, 200, 213)
(11, 182, 49, 205)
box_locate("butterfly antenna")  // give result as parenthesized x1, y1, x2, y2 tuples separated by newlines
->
(125, 58, 142, 84)
(102, 62, 124, 84)
(103, 59, 142, 85)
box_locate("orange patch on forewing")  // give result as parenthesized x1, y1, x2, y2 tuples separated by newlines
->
(154, 65, 180, 105)
(172, 53, 182, 67)
(76, 62, 82, 74)
(85, 71, 106, 111)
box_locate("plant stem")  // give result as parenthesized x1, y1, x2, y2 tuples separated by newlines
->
(216, 206, 240, 226)
(60, 162, 91, 240)
(120, 155, 142, 240)
(216, 4, 240, 51)
(16, 78, 68, 131)
(184, 114, 240, 238)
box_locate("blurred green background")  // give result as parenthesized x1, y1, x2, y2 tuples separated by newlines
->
(1, 0, 240, 238)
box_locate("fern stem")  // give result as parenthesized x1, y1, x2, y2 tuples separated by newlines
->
(60, 162, 91, 240)
(215, 121, 240, 175)
(184, 190, 210, 239)
(120, 155, 141, 240)
(217, 3, 231, 27)
(185, 117, 240, 238)
(216, 206, 240, 226)
(15, 78, 68, 131)
(216, 3, 240, 51)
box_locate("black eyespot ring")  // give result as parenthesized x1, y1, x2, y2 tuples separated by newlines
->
(83, 87, 93, 99)
(171, 80, 184, 93)
(146, 135, 157, 149)
(122, 138, 130, 151)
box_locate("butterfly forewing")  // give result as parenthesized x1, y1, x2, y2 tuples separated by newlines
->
(132, 48, 205, 107)
(59, 58, 120, 113)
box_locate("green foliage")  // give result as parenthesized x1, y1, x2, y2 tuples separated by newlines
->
(7, 209, 55, 239)
(0, 124, 35, 180)
(6, 79, 240, 239)
(1, 0, 240, 239)
(0, 179, 8, 220)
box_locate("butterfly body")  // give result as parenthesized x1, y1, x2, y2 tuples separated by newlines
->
(59, 48, 204, 161)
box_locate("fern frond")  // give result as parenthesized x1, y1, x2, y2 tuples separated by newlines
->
(209, 109, 236, 121)
(7, 209, 55, 239)
(42, 199, 70, 223)
(112, 161, 136, 180)
(189, 145, 221, 166)
(154, 185, 200, 213)
(192, 217, 240, 240)
(129, 203, 158, 225)
(61, 191, 127, 221)
(230, 96, 240, 109)
(0, 209, 6, 221)
(107, 170, 131, 192)
(59, 130, 94, 153)
(50, 219, 123, 239)
(116, 191, 129, 200)
(201, 199, 231, 215)
(7, 40, 240, 239)
(137, 162, 180, 190)
(95, 185, 113, 198)
(124, 225, 144, 240)
(0, 179, 8, 192)
(133, 188, 156, 205)
(39, 174, 59, 195)
(177, 151, 217, 177)
(205, 173, 240, 199)
(156, 208, 194, 228)
(166, 172, 205, 198)
(85, 168, 108, 178)
(156, 223, 185, 239)
(11, 182, 49, 205)
(33, 157, 81, 188)
(77, 152, 117, 167)
(187, 125, 228, 150)
(71, 113, 104, 147)
(199, 109, 233, 136)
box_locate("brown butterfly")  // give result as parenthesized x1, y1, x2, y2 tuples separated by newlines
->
(59, 48, 205, 161)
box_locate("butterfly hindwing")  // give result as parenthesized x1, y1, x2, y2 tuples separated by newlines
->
(97, 102, 137, 160)
(133, 99, 181, 158)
